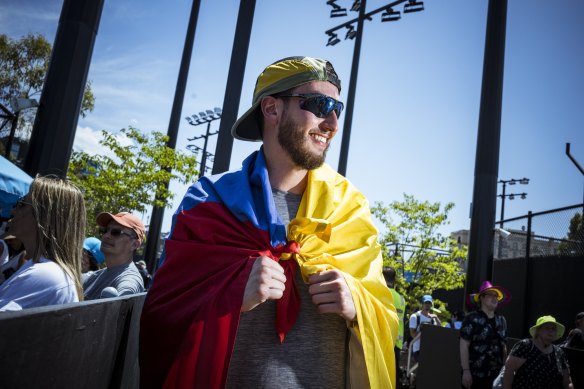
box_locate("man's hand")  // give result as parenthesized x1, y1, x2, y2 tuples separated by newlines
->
(308, 270, 356, 321)
(241, 256, 286, 312)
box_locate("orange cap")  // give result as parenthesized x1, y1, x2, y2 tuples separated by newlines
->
(96, 212, 145, 241)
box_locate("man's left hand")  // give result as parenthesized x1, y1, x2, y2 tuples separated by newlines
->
(308, 270, 356, 321)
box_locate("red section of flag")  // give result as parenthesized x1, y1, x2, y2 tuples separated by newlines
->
(140, 202, 299, 388)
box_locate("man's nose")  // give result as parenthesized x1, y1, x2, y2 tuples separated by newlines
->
(320, 110, 339, 134)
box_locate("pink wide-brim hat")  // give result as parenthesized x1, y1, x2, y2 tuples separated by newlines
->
(466, 280, 511, 308)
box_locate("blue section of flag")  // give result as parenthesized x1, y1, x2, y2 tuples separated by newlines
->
(158, 148, 287, 268)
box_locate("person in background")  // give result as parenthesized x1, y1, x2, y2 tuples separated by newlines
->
(134, 260, 151, 289)
(562, 311, 584, 350)
(0, 175, 85, 311)
(503, 315, 573, 389)
(140, 56, 397, 388)
(0, 235, 27, 283)
(82, 237, 105, 274)
(460, 280, 510, 389)
(0, 234, 9, 265)
(445, 310, 465, 330)
(409, 294, 441, 363)
(384, 266, 406, 385)
(83, 212, 145, 299)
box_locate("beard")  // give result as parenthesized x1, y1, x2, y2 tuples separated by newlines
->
(277, 108, 329, 170)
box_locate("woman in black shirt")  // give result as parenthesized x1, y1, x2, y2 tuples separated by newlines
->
(503, 315, 573, 389)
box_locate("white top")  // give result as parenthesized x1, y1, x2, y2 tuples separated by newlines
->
(409, 311, 436, 353)
(0, 257, 79, 311)
(0, 239, 9, 266)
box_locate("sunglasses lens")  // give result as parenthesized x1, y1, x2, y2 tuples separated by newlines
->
(302, 96, 342, 119)
(99, 227, 123, 237)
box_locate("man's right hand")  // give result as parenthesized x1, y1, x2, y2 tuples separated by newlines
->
(241, 256, 286, 312)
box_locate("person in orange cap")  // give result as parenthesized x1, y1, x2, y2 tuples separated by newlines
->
(82, 212, 145, 299)
(460, 281, 511, 389)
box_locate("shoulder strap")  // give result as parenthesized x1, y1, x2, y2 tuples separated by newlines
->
(416, 311, 421, 328)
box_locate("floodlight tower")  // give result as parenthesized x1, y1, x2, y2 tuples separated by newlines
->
(324, 0, 424, 176)
(185, 107, 222, 178)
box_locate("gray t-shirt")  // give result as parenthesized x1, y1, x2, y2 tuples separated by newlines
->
(83, 261, 144, 300)
(226, 189, 347, 388)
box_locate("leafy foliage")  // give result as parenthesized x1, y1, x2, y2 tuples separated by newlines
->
(372, 194, 467, 319)
(68, 127, 198, 235)
(558, 212, 584, 256)
(0, 33, 94, 139)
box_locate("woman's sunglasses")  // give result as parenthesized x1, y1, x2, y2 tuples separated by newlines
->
(14, 197, 33, 208)
(99, 227, 137, 239)
(276, 93, 344, 119)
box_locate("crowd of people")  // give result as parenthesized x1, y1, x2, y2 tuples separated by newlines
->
(0, 56, 581, 388)
(0, 176, 152, 311)
(395, 278, 578, 389)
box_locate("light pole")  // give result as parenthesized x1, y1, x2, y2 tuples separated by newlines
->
(324, 0, 424, 176)
(498, 177, 529, 227)
(186, 107, 221, 178)
(0, 98, 39, 159)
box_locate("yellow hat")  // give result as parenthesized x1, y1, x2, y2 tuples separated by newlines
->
(529, 315, 565, 340)
(231, 56, 341, 142)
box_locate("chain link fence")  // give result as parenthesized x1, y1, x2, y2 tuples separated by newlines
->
(494, 204, 584, 259)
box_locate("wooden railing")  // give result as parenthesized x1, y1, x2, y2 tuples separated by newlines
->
(0, 293, 145, 389)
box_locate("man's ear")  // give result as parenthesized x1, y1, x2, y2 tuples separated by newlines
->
(133, 239, 142, 251)
(260, 96, 279, 122)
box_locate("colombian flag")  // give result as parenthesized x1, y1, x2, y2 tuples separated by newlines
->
(139, 149, 398, 388)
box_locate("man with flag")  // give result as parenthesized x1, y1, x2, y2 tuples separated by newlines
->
(139, 56, 398, 388)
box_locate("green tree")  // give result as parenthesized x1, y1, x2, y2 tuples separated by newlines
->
(0, 33, 95, 139)
(558, 212, 584, 256)
(372, 194, 467, 319)
(68, 127, 198, 236)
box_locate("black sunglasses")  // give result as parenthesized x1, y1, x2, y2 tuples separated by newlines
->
(276, 93, 344, 120)
(99, 226, 137, 239)
(14, 197, 33, 209)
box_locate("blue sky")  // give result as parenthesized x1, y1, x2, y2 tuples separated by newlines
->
(2, 0, 583, 236)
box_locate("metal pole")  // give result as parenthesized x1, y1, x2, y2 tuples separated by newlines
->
(24, 0, 104, 177)
(565, 143, 584, 205)
(199, 121, 211, 179)
(465, 0, 508, 299)
(500, 181, 506, 228)
(337, 0, 366, 177)
(213, 0, 256, 174)
(144, 0, 201, 274)
(522, 211, 533, 337)
(5, 111, 19, 159)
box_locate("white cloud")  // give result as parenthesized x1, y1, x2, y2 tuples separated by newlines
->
(73, 126, 106, 155)
(73, 126, 135, 158)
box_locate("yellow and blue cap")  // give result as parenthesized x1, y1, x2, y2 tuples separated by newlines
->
(231, 56, 341, 142)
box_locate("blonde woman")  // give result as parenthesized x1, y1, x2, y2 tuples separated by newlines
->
(0, 176, 85, 310)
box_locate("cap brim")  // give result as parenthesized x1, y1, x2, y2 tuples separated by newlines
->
(96, 212, 134, 231)
(529, 321, 565, 339)
(231, 102, 263, 142)
(96, 212, 115, 228)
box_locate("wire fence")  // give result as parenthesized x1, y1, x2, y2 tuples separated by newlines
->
(494, 203, 584, 259)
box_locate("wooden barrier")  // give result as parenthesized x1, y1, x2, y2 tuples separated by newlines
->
(0, 293, 145, 389)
